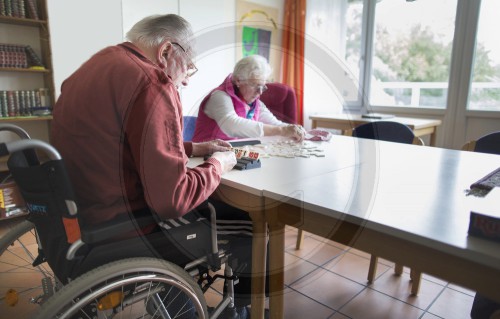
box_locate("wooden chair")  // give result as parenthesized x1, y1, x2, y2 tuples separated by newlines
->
(351, 121, 424, 295)
(461, 131, 500, 155)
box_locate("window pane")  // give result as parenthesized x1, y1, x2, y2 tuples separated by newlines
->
(468, 0, 500, 111)
(370, 0, 457, 109)
(305, 0, 363, 111)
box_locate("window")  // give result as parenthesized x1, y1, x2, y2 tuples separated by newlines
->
(304, 0, 363, 115)
(369, 0, 458, 109)
(468, 0, 500, 111)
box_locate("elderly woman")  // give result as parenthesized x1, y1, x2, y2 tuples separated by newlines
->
(192, 54, 305, 142)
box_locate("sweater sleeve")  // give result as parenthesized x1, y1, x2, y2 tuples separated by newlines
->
(204, 90, 265, 138)
(126, 83, 222, 219)
(258, 101, 287, 126)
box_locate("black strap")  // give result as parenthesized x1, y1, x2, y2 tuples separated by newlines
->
(0, 143, 8, 157)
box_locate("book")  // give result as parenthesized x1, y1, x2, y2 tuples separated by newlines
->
(0, 44, 28, 68)
(25, 45, 44, 67)
(0, 0, 6, 16)
(468, 211, 500, 243)
(25, 0, 38, 19)
(361, 113, 395, 119)
(468, 187, 500, 242)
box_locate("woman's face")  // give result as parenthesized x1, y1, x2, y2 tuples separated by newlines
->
(236, 78, 268, 104)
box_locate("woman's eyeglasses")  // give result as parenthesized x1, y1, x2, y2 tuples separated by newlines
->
(171, 42, 198, 77)
(247, 82, 268, 94)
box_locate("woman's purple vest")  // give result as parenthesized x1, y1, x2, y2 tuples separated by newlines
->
(192, 74, 261, 142)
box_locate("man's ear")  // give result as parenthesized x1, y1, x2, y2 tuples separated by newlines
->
(156, 41, 172, 69)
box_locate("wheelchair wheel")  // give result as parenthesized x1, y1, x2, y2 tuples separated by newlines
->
(35, 257, 208, 319)
(0, 220, 58, 318)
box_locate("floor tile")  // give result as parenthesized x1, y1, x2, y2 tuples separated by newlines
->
(427, 287, 475, 319)
(328, 312, 352, 319)
(286, 236, 344, 266)
(447, 283, 475, 296)
(344, 247, 371, 260)
(280, 288, 336, 319)
(283, 251, 318, 285)
(324, 251, 390, 285)
(291, 268, 365, 309)
(421, 312, 443, 319)
(368, 268, 444, 309)
(340, 288, 424, 319)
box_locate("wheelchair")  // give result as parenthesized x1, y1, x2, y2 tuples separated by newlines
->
(0, 137, 242, 319)
(0, 124, 60, 317)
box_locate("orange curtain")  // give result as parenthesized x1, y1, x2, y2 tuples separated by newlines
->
(281, 0, 306, 125)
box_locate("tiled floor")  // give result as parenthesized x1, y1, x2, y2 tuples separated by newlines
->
(0, 219, 475, 318)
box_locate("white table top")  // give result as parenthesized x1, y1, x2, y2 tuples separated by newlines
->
(262, 137, 500, 270)
(189, 136, 362, 196)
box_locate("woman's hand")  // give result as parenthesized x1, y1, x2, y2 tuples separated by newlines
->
(192, 139, 232, 157)
(281, 124, 306, 142)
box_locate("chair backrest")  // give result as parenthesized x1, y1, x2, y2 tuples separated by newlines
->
(183, 116, 197, 141)
(0, 123, 31, 139)
(352, 121, 423, 145)
(259, 82, 298, 124)
(1, 139, 157, 281)
(461, 131, 500, 155)
(2, 139, 79, 281)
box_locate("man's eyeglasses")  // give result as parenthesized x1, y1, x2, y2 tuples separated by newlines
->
(171, 42, 198, 77)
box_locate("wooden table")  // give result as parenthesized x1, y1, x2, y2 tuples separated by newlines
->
(263, 136, 500, 318)
(188, 137, 360, 319)
(310, 113, 442, 146)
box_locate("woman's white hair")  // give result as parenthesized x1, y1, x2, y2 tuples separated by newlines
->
(126, 14, 195, 55)
(233, 55, 272, 81)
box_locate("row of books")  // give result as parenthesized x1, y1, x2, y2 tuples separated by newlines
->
(0, 43, 44, 68)
(0, 0, 39, 20)
(0, 88, 50, 118)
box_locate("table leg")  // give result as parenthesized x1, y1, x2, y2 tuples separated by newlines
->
(268, 219, 285, 319)
(429, 131, 437, 146)
(249, 212, 268, 319)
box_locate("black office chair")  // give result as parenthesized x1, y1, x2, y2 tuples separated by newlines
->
(1, 138, 239, 319)
(183, 115, 197, 142)
(462, 132, 500, 319)
(462, 131, 500, 154)
(351, 121, 423, 295)
(351, 120, 424, 145)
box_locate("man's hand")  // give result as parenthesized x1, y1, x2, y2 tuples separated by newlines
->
(192, 139, 232, 157)
(210, 151, 237, 174)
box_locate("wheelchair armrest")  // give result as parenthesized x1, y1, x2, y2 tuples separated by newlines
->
(66, 213, 156, 261)
(80, 212, 157, 246)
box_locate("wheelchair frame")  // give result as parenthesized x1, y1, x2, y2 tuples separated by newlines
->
(0, 124, 61, 315)
(0, 134, 241, 319)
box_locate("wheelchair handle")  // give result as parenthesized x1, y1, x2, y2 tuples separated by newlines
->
(1, 139, 61, 160)
(0, 123, 31, 139)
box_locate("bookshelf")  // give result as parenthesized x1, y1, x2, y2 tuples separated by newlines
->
(0, 0, 52, 221)
(0, 0, 55, 128)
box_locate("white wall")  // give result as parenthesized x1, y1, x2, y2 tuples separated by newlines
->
(48, 0, 124, 98)
(48, 0, 282, 117)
